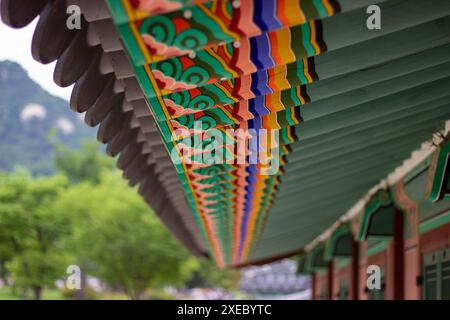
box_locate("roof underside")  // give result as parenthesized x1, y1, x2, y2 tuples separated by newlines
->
(2, 0, 450, 267)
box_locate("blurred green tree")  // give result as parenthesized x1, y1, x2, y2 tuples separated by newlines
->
(53, 140, 115, 299)
(54, 141, 114, 185)
(186, 258, 240, 290)
(0, 142, 202, 300)
(0, 169, 70, 299)
(54, 172, 196, 299)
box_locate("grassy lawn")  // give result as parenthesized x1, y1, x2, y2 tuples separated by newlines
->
(0, 288, 19, 300)
(0, 287, 65, 300)
(0, 287, 132, 300)
(0, 287, 177, 300)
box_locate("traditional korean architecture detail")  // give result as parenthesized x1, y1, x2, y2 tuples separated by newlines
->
(357, 189, 393, 241)
(2, 0, 449, 290)
(325, 224, 353, 260)
(425, 141, 450, 203)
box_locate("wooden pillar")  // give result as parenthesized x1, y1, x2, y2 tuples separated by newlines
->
(311, 272, 316, 300)
(351, 241, 360, 300)
(393, 208, 405, 299)
(327, 261, 334, 300)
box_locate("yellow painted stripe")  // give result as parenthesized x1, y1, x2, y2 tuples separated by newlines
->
(323, 0, 336, 16)
(198, 4, 239, 40)
(122, 0, 153, 63)
(309, 21, 322, 55)
(286, 126, 294, 143)
(272, 91, 285, 113)
(217, 80, 239, 104)
(285, 0, 306, 25)
(206, 48, 239, 78)
(297, 86, 306, 105)
(276, 28, 296, 63)
(219, 106, 239, 124)
(221, 43, 233, 60)
(291, 107, 300, 125)
(272, 65, 290, 91)
(266, 112, 281, 130)
(303, 58, 313, 83)
(221, 0, 232, 21)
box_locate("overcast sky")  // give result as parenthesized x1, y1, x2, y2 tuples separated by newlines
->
(0, 19, 73, 100)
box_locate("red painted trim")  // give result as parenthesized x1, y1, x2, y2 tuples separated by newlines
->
(352, 241, 360, 300)
(327, 261, 334, 300)
(311, 272, 316, 300)
(419, 222, 450, 300)
(393, 208, 405, 300)
(419, 223, 450, 255)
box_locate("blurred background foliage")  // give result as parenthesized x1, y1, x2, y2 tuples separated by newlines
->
(0, 141, 240, 300)
(0, 60, 240, 300)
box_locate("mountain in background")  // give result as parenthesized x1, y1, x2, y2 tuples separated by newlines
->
(0, 60, 95, 175)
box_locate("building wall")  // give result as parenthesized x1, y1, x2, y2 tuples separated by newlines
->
(367, 248, 388, 299)
(404, 237, 421, 299)
(333, 263, 351, 300)
(358, 241, 368, 300)
(311, 220, 449, 300)
(313, 272, 328, 300)
(419, 222, 450, 299)
(420, 223, 450, 255)
(404, 209, 421, 300)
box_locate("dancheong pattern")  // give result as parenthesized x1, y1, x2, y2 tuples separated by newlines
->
(106, 0, 340, 267)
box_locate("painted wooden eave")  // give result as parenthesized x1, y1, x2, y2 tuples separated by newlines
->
(3, 0, 450, 267)
(1, 0, 208, 257)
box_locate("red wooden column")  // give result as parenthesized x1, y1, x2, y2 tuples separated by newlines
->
(393, 207, 405, 299)
(327, 261, 334, 300)
(351, 241, 360, 300)
(311, 272, 317, 300)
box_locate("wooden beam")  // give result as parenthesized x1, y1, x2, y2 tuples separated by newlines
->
(312, 272, 317, 301)
(328, 261, 334, 300)
(0, 0, 46, 28)
(31, 1, 78, 64)
(393, 207, 405, 299)
(352, 241, 360, 300)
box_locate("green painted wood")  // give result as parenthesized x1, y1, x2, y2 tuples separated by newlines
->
(255, 138, 448, 248)
(308, 44, 450, 103)
(315, 17, 450, 83)
(338, 0, 389, 12)
(284, 131, 439, 175)
(293, 101, 449, 151)
(296, 254, 308, 275)
(420, 211, 450, 235)
(331, 235, 354, 258)
(288, 115, 449, 164)
(425, 141, 450, 202)
(322, 0, 450, 51)
(422, 248, 450, 300)
(367, 240, 389, 257)
(297, 77, 450, 140)
(402, 169, 450, 225)
(362, 206, 394, 240)
(306, 243, 328, 271)
(303, 62, 450, 122)
(325, 223, 354, 260)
